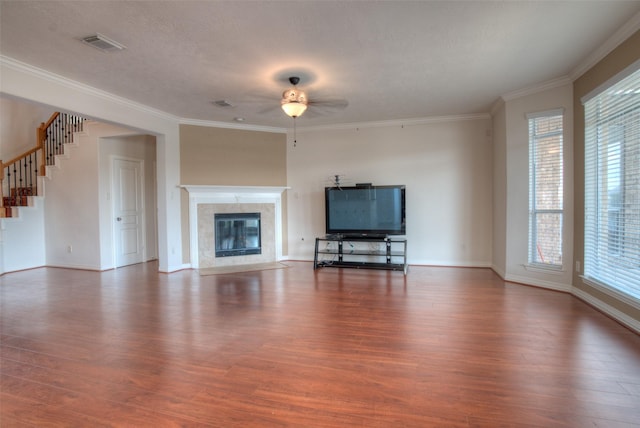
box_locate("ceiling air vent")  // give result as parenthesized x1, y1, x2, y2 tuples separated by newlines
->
(81, 33, 126, 52)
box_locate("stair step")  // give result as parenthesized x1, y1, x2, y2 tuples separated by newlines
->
(2, 187, 35, 211)
(1, 193, 44, 218)
(3, 196, 29, 207)
(11, 186, 35, 197)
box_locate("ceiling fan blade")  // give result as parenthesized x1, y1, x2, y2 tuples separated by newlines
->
(257, 105, 282, 114)
(308, 98, 348, 109)
(236, 75, 348, 118)
(304, 98, 349, 117)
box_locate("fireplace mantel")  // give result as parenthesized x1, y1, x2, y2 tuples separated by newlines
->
(180, 185, 289, 268)
(181, 185, 289, 198)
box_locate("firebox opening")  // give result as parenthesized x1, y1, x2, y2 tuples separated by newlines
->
(215, 212, 262, 257)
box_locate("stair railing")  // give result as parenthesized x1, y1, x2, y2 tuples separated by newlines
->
(41, 112, 85, 167)
(1, 112, 85, 216)
(0, 148, 40, 213)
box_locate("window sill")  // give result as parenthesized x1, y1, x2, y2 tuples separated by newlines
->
(523, 263, 565, 275)
(580, 276, 640, 310)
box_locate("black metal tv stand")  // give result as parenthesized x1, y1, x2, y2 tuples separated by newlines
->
(313, 235, 408, 274)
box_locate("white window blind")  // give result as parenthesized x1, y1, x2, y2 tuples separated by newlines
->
(584, 66, 640, 302)
(528, 112, 564, 267)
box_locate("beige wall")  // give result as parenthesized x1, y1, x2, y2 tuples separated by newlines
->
(179, 125, 287, 263)
(286, 118, 494, 265)
(573, 29, 640, 322)
(180, 125, 286, 185)
(491, 102, 507, 277)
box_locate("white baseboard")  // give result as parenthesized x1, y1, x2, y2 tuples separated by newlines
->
(158, 262, 191, 273)
(491, 264, 506, 279)
(503, 273, 572, 293)
(404, 260, 492, 268)
(572, 286, 640, 334)
(495, 269, 638, 334)
(46, 262, 103, 271)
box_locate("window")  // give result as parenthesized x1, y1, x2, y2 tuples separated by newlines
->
(528, 111, 564, 268)
(584, 66, 640, 302)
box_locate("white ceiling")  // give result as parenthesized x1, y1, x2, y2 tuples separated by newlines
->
(2, 1, 640, 129)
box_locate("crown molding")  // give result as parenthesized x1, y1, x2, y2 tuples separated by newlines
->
(571, 10, 640, 81)
(182, 113, 492, 133)
(296, 113, 492, 133)
(500, 75, 572, 102)
(178, 118, 286, 134)
(0, 55, 179, 123)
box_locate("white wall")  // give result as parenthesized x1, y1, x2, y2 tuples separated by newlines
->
(1, 57, 183, 272)
(43, 121, 156, 270)
(1, 197, 46, 272)
(0, 95, 50, 275)
(44, 121, 121, 269)
(43, 129, 100, 269)
(0, 95, 51, 161)
(501, 82, 574, 291)
(286, 117, 494, 266)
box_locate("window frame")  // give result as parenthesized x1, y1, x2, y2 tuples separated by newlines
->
(582, 62, 640, 307)
(527, 109, 565, 270)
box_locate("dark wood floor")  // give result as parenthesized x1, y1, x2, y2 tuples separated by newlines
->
(1, 262, 639, 427)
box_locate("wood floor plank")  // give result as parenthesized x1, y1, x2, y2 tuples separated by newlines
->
(1, 261, 639, 426)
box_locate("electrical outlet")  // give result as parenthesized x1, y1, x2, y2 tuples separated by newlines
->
(67, 245, 73, 253)
(575, 261, 581, 272)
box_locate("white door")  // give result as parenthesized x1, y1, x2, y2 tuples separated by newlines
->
(113, 158, 144, 267)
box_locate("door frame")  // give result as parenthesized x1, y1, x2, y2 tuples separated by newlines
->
(111, 155, 147, 268)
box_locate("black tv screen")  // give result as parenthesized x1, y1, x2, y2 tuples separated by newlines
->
(325, 185, 406, 237)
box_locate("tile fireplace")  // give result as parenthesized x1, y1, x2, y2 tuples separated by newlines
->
(181, 185, 288, 269)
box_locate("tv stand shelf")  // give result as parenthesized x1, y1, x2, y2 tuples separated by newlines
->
(314, 236, 408, 274)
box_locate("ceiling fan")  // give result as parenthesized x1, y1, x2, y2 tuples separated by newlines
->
(275, 75, 348, 147)
(279, 76, 348, 119)
(281, 77, 308, 118)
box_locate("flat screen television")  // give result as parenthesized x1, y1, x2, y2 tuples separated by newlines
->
(325, 185, 406, 237)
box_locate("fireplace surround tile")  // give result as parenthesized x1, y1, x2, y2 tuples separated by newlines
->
(198, 203, 275, 268)
(181, 185, 288, 269)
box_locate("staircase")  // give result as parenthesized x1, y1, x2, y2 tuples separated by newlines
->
(1, 112, 85, 218)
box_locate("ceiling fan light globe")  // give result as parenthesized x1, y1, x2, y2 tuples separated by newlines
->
(281, 102, 307, 118)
